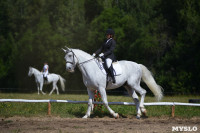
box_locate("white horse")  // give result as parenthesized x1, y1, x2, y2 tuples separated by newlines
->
(28, 67, 66, 95)
(62, 47, 163, 119)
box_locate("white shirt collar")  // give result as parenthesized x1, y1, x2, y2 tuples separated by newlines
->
(106, 38, 112, 44)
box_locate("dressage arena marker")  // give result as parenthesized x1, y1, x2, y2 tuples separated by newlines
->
(0, 99, 200, 117)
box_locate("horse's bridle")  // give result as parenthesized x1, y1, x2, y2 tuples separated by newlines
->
(65, 50, 76, 66)
(65, 50, 95, 67)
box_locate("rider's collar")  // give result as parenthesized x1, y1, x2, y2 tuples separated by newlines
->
(106, 38, 112, 44)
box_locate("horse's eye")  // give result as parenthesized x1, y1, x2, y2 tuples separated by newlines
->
(69, 55, 72, 57)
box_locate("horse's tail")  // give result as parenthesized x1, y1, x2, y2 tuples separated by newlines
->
(58, 75, 66, 91)
(140, 64, 163, 101)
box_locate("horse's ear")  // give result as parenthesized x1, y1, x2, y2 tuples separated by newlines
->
(62, 48, 67, 53)
(62, 46, 71, 53)
(65, 46, 72, 52)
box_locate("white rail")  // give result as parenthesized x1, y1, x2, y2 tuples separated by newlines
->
(0, 99, 199, 117)
(0, 99, 200, 106)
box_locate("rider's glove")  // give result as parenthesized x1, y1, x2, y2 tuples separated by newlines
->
(99, 53, 104, 57)
(92, 53, 96, 57)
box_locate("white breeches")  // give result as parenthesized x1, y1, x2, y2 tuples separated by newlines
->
(43, 71, 48, 77)
(106, 58, 112, 68)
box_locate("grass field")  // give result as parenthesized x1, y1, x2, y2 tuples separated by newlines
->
(0, 93, 200, 118)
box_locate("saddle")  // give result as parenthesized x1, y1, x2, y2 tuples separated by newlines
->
(95, 58, 122, 76)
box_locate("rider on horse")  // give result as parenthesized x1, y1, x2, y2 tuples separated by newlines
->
(41, 62, 49, 82)
(92, 29, 116, 83)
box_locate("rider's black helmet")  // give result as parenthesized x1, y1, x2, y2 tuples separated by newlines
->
(106, 29, 115, 36)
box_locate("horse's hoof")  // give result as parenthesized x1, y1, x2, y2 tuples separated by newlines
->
(141, 107, 146, 113)
(142, 110, 147, 116)
(114, 113, 119, 119)
(136, 116, 140, 119)
(141, 107, 147, 116)
(82, 115, 88, 119)
(136, 114, 141, 119)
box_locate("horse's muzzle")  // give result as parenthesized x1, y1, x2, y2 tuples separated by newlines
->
(66, 67, 75, 73)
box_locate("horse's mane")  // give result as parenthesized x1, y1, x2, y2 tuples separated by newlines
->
(30, 67, 41, 74)
(72, 49, 93, 59)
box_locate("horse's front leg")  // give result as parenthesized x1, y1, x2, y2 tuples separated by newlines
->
(83, 88, 94, 118)
(98, 87, 119, 118)
(40, 83, 46, 95)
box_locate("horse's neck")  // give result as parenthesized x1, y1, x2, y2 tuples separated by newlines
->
(73, 49, 97, 75)
(73, 49, 93, 63)
(32, 68, 41, 77)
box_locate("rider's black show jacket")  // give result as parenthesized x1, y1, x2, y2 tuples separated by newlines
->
(95, 38, 116, 61)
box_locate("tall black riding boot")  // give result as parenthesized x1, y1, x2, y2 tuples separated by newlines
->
(43, 76, 48, 82)
(108, 67, 116, 83)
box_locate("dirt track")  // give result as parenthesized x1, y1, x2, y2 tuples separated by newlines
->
(0, 116, 200, 133)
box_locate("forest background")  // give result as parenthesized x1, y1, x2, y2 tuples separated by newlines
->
(0, 0, 200, 95)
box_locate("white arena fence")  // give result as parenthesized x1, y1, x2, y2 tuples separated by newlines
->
(0, 99, 200, 117)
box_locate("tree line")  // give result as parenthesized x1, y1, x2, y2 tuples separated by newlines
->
(0, 0, 200, 95)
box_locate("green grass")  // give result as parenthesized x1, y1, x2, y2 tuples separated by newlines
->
(0, 93, 200, 118)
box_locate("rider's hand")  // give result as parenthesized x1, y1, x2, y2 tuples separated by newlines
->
(99, 53, 104, 57)
(92, 53, 96, 57)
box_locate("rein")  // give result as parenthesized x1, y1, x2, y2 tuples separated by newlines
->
(78, 58, 95, 66)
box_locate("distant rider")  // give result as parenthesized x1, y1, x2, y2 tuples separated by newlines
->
(41, 62, 49, 82)
(92, 28, 116, 83)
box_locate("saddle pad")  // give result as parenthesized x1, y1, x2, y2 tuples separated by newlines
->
(112, 62, 122, 76)
(95, 59, 122, 76)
